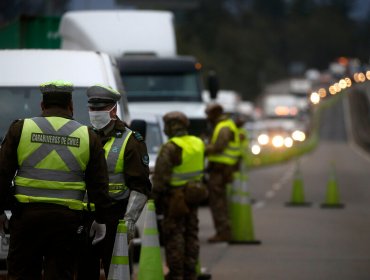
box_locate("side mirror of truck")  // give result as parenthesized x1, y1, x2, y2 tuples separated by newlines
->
(129, 119, 147, 140)
(207, 70, 219, 100)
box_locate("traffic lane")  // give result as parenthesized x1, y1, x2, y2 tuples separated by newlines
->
(198, 93, 370, 279)
(199, 140, 370, 280)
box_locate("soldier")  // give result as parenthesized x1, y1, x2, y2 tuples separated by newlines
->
(205, 102, 241, 243)
(152, 111, 207, 280)
(76, 84, 152, 279)
(0, 80, 111, 279)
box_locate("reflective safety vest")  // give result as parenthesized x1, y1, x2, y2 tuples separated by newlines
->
(14, 117, 90, 210)
(207, 119, 241, 165)
(169, 135, 205, 187)
(103, 128, 132, 200)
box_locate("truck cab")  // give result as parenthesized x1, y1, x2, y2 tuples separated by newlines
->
(119, 55, 207, 137)
(59, 10, 213, 138)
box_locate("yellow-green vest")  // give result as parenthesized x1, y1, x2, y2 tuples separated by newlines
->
(169, 135, 205, 187)
(103, 128, 132, 200)
(207, 119, 241, 165)
(14, 117, 90, 210)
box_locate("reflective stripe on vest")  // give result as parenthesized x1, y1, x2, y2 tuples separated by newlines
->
(169, 135, 205, 187)
(208, 119, 241, 165)
(14, 117, 90, 210)
(103, 128, 132, 200)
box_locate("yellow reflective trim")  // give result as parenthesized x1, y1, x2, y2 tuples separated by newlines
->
(15, 194, 84, 210)
(15, 177, 86, 191)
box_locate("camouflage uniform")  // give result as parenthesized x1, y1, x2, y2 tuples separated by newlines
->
(152, 112, 202, 280)
(206, 114, 237, 241)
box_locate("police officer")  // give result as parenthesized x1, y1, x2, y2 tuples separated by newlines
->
(77, 84, 151, 279)
(152, 111, 207, 280)
(0, 80, 111, 279)
(205, 102, 241, 243)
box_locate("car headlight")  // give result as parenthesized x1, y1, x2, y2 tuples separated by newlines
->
(251, 144, 261, 155)
(292, 130, 306, 142)
(257, 133, 269, 145)
(284, 137, 293, 148)
(272, 135, 284, 148)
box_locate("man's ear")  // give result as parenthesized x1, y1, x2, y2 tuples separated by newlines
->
(111, 104, 118, 120)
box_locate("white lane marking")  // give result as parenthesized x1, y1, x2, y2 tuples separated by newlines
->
(265, 190, 275, 198)
(253, 201, 265, 209)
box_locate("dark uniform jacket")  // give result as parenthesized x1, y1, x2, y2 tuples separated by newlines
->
(95, 118, 152, 220)
(0, 108, 112, 223)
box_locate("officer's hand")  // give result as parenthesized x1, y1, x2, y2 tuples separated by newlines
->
(0, 213, 8, 238)
(125, 220, 135, 244)
(89, 220, 106, 245)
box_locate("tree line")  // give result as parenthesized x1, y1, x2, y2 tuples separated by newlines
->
(175, 0, 370, 101)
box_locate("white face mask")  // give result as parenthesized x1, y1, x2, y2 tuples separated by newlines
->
(89, 104, 116, 130)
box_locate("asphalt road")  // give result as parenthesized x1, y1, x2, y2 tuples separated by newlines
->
(196, 94, 370, 280)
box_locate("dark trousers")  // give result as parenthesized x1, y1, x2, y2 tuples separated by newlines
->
(76, 218, 119, 279)
(7, 203, 81, 280)
(76, 200, 128, 280)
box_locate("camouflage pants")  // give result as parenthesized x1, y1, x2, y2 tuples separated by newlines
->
(207, 164, 234, 236)
(162, 206, 199, 280)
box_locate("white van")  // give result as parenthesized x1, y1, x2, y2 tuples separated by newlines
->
(0, 49, 129, 142)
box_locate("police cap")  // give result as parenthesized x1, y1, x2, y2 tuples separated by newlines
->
(87, 84, 121, 109)
(40, 80, 74, 94)
(40, 80, 73, 106)
(163, 111, 190, 127)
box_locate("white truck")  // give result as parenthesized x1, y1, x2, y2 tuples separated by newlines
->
(59, 10, 216, 138)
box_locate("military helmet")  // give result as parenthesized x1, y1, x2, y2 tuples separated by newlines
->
(163, 111, 190, 128)
(205, 102, 223, 116)
(87, 84, 121, 109)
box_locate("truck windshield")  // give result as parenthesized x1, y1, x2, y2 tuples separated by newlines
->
(122, 73, 202, 102)
(0, 87, 90, 142)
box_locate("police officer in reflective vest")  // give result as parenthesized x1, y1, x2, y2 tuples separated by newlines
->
(0, 80, 112, 279)
(205, 102, 241, 243)
(76, 84, 151, 279)
(152, 111, 207, 280)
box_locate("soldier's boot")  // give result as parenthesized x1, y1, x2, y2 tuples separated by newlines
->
(207, 231, 231, 243)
